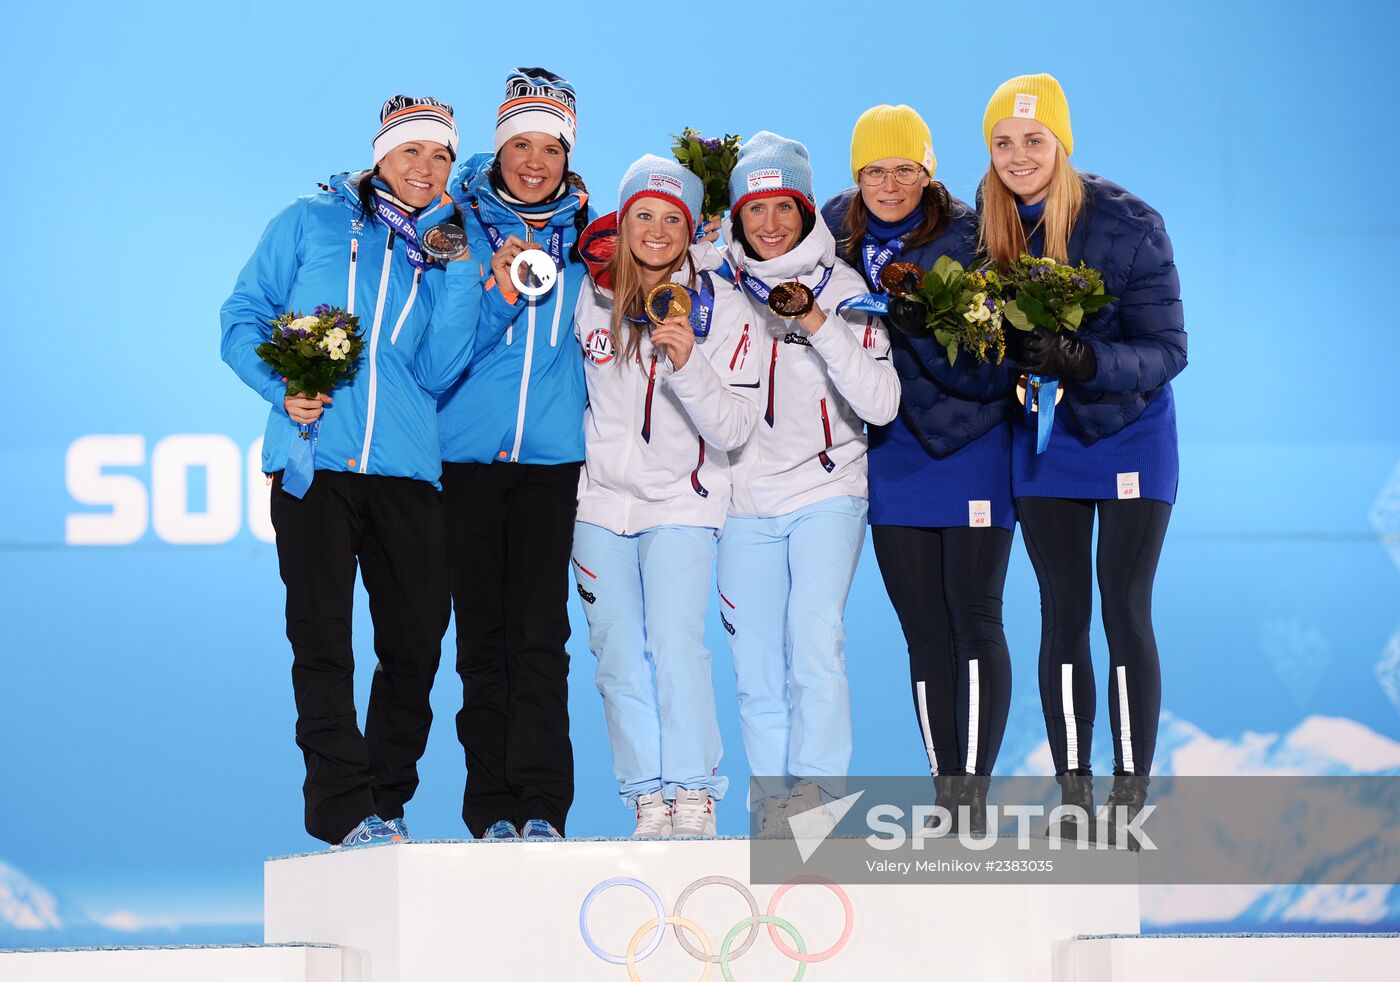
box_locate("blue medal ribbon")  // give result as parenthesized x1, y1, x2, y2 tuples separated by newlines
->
(836, 293, 890, 316)
(861, 232, 905, 291)
(281, 420, 319, 499)
(626, 271, 717, 339)
(477, 214, 565, 271)
(738, 264, 834, 306)
(833, 233, 908, 317)
(372, 196, 431, 270)
(1026, 373, 1058, 454)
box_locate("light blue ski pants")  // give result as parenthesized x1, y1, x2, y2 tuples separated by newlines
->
(716, 496, 867, 808)
(571, 521, 727, 807)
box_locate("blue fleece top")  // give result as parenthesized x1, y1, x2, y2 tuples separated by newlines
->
(821, 190, 1015, 530)
(1009, 175, 1183, 504)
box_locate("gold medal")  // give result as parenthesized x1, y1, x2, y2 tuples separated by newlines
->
(645, 284, 693, 326)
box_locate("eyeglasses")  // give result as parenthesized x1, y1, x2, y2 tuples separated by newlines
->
(858, 165, 925, 187)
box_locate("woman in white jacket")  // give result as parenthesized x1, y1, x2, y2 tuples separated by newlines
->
(571, 155, 761, 837)
(718, 133, 900, 833)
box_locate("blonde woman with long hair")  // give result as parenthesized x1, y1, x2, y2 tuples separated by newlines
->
(980, 74, 1186, 840)
(571, 155, 760, 838)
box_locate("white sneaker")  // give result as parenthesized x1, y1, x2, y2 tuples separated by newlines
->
(671, 788, 717, 837)
(633, 791, 672, 839)
(757, 796, 788, 837)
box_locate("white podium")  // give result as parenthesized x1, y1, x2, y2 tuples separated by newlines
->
(0, 943, 346, 982)
(264, 838, 1139, 981)
(1054, 933, 1400, 981)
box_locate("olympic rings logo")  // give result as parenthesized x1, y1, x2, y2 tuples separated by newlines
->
(578, 874, 854, 980)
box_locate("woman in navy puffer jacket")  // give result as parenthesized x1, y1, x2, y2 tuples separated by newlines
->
(822, 105, 1016, 829)
(979, 74, 1186, 837)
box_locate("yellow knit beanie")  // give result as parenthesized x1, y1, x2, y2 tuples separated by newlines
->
(850, 105, 936, 183)
(982, 73, 1073, 156)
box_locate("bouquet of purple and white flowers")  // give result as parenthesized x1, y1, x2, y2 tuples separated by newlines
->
(670, 127, 742, 220)
(904, 257, 1009, 365)
(256, 304, 364, 401)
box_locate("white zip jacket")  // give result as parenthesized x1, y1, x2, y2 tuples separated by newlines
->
(575, 245, 762, 535)
(722, 214, 900, 519)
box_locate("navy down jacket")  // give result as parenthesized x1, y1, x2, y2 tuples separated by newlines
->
(1018, 173, 1186, 443)
(821, 190, 1016, 458)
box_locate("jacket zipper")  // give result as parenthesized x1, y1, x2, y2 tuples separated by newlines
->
(346, 239, 358, 314)
(640, 354, 658, 444)
(690, 437, 709, 498)
(389, 269, 421, 345)
(818, 397, 835, 473)
(508, 296, 538, 462)
(729, 323, 750, 371)
(763, 338, 779, 428)
(549, 267, 565, 347)
(358, 232, 395, 473)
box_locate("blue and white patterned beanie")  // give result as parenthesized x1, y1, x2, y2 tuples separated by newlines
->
(617, 155, 704, 236)
(728, 131, 815, 214)
(495, 67, 578, 153)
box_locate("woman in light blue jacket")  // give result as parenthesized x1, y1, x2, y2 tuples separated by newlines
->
(436, 67, 595, 842)
(220, 95, 480, 848)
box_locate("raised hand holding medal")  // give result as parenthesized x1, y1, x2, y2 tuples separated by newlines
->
(645, 284, 696, 370)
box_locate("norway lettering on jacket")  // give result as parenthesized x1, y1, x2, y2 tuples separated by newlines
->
(220, 171, 483, 485)
(722, 214, 899, 519)
(436, 152, 594, 466)
(573, 244, 761, 536)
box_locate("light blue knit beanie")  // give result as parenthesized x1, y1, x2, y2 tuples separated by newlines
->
(728, 131, 815, 214)
(617, 154, 704, 235)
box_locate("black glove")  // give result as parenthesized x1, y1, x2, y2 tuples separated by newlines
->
(1003, 326, 1028, 364)
(1020, 328, 1097, 382)
(884, 296, 930, 337)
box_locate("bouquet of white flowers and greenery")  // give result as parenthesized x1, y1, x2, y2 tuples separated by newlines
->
(904, 257, 1009, 365)
(256, 304, 364, 400)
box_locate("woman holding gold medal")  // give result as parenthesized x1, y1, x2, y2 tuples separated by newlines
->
(436, 68, 594, 842)
(820, 106, 1016, 831)
(978, 75, 1185, 838)
(716, 133, 900, 834)
(570, 155, 761, 838)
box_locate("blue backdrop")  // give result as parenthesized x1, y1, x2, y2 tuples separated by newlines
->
(3, 0, 1398, 946)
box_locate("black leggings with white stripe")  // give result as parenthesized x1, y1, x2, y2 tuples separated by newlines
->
(1016, 496, 1171, 777)
(872, 524, 1014, 777)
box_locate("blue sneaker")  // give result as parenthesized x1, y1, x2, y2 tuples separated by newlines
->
(382, 817, 411, 842)
(520, 819, 563, 840)
(481, 820, 519, 841)
(334, 815, 401, 849)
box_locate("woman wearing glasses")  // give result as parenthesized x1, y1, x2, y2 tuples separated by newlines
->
(821, 106, 1015, 829)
